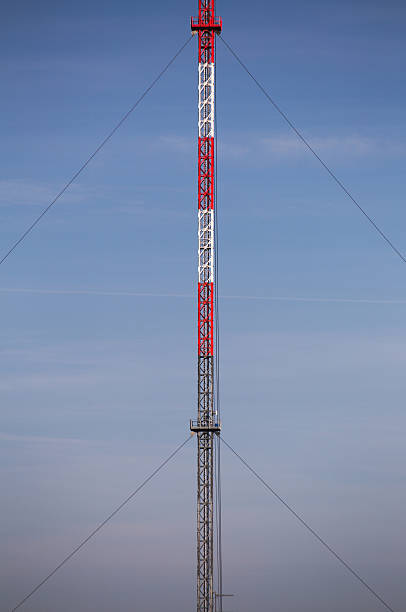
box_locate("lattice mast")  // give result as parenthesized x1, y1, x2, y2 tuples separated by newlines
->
(190, 3, 222, 612)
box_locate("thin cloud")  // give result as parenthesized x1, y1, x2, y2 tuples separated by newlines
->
(220, 133, 406, 163)
(1, 287, 405, 305)
(0, 432, 88, 445)
(153, 135, 193, 154)
(0, 179, 93, 208)
(262, 135, 380, 156)
(0, 288, 191, 298)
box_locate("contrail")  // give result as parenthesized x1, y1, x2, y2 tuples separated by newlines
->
(223, 294, 406, 305)
(0, 288, 191, 298)
(1, 287, 406, 305)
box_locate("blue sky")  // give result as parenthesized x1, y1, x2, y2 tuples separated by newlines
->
(1, 0, 406, 610)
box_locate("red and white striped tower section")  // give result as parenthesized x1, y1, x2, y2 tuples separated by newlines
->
(190, 3, 222, 612)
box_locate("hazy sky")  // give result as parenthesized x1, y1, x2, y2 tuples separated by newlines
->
(1, 0, 406, 610)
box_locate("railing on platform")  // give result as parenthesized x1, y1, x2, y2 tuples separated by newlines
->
(191, 16, 222, 32)
(190, 419, 221, 432)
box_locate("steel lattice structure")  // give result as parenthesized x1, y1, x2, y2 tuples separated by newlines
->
(190, 3, 222, 612)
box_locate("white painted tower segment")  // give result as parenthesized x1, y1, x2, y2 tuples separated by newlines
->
(198, 209, 214, 283)
(198, 63, 215, 137)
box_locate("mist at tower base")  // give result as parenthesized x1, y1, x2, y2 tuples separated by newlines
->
(2, 0, 406, 611)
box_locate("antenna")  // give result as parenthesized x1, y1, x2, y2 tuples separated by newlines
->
(190, 3, 222, 612)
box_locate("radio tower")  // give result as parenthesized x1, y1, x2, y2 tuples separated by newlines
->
(190, 3, 222, 612)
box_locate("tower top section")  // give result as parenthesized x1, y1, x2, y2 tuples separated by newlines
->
(191, 0, 222, 32)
